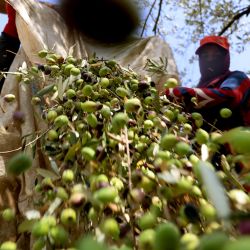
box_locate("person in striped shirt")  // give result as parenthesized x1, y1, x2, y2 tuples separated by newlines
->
(0, 1, 58, 92)
(165, 36, 250, 130)
(0, 3, 20, 92)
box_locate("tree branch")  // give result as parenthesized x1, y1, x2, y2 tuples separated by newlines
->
(218, 5, 250, 36)
(140, 0, 157, 37)
(153, 0, 163, 35)
(198, 0, 204, 35)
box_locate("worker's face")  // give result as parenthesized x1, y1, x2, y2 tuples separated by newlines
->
(199, 44, 224, 62)
(198, 44, 230, 82)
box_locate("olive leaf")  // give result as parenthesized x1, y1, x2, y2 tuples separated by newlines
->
(64, 141, 81, 162)
(44, 198, 62, 216)
(35, 83, 55, 97)
(199, 161, 231, 219)
(18, 219, 37, 233)
(144, 57, 168, 75)
(57, 75, 64, 100)
(36, 168, 60, 181)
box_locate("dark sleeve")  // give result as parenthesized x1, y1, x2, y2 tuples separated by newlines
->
(165, 72, 250, 109)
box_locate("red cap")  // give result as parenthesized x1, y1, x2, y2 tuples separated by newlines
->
(195, 36, 230, 54)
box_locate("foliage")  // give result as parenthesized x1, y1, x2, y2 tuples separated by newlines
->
(136, 0, 250, 47)
(1, 50, 250, 249)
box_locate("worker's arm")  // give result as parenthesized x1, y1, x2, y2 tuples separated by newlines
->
(0, 0, 6, 14)
(165, 71, 250, 109)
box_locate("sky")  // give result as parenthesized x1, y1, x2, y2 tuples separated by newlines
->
(1, 1, 250, 87)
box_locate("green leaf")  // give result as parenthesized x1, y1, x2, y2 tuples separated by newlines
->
(36, 168, 60, 180)
(199, 161, 231, 219)
(57, 76, 64, 101)
(44, 198, 62, 216)
(58, 76, 75, 101)
(158, 170, 180, 184)
(18, 219, 37, 233)
(64, 141, 81, 162)
(35, 83, 55, 97)
(48, 157, 60, 176)
(153, 92, 161, 113)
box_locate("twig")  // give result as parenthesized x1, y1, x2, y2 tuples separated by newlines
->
(124, 125, 135, 248)
(0, 103, 6, 113)
(107, 132, 128, 144)
(0, 71, 22, 76)
(0, 194, 3, 208)
(140, 0, 157, 37)
(6, 50, 18, 56)
(153, 0, 163, 35)
(6, 188, 16, 211)
(204, 119, 221, 133)
(219, 6, 250, 36)
(0, 128, 50, 155)
(221, 155, 246, 191)
(124, 126, 132, 191)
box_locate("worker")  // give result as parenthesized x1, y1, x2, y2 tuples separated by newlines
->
(165, 35, 250, 130)
(0, 0, 58, 93)
(0, 3, 20, 92)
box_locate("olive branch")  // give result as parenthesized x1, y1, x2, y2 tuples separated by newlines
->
(144, 57, 168, 75)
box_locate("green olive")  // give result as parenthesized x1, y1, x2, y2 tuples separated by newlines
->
(99, 66, 112, 77)
(101, 218, 120, 240)
(70, 67, 81, 76)
(0, 241, 17, 250)
(154, 222, 180, 250)
(47, 129, 59, 141)
(82, 85, 93, 96)
(66, 89, 76, 99)
(86, 114, 98, 128)
(112, 113, 129, 132)
(160, 134, 178, 150)
(81, 101, 102, 113)
(60, 208, 77, 226)
(81, 147, 96, 161)
(195, 128, 209, 145)
(124, 98, 141, 112)
(138, 229, 156, 250)
(93, 186, 118, 204)
(220, 108, 232, 119)
(116, 87, 130, 98)
(100, 77, 110, 88)
(54, 115, 69, 128)
(2, 208, 15, 222)
(7, 153, 32, 175)
(38, 49, 48, 58)
(138, 212, 157, 230)
(62, 169, 74, 183)
(50, 225, 68, 246)
(4, 94, 16, 102)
